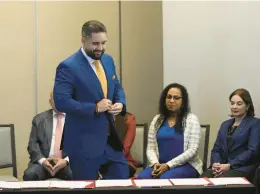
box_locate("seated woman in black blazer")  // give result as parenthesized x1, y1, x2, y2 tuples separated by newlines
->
(201, 88, 260, 181)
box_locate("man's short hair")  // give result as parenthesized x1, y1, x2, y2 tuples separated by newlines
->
(82, 20, 107, 38)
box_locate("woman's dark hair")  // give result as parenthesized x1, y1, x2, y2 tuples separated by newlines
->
(156, 83, 190, 128)
(229, 88, 255, 117)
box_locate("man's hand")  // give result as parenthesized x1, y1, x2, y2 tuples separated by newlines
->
(42, 159, 54, 176)
(97, 99, 112, 113)
(52, 158, 67, 176)
(152, 163, 169, 178)
(108, 103, 123, 115)
(213, 164, 230, 177)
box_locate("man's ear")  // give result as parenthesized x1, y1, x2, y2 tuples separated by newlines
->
(81, 36, 85, 44)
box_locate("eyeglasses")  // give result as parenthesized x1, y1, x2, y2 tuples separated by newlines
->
(166, 95, 182, 101)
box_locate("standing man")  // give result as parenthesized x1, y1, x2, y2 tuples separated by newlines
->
(53, 20, 129, 180)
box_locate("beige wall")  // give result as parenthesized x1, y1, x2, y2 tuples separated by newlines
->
(0, 1, 163, 179)
(0, 1, 121, 180)
(163, 1, 260, 165)
(0, 2, 34, 178)
(121, 1, 163, 124)
(37, 1, 120, 112)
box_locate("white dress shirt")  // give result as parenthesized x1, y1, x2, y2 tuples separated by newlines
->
(81, 47, 98, 75)
(38, 111, 69, 165)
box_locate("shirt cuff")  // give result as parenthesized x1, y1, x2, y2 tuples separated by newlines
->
(166, 161, 177, 169)
(38, 158, 46, 166)
(64, 156, 69, 164)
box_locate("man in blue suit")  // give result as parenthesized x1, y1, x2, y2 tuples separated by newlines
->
(53, 20, 129, 180)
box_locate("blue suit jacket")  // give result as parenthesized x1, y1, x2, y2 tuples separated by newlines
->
(211, 116, 260, 172)
(53, 49, 126, 158)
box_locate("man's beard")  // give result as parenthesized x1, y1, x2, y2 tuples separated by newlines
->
(85, 49, 105, 60)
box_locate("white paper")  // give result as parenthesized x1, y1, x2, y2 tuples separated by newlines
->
(50, 181, 92, 188)
(95, 179, 133, 187)
(170, 178, 210, 185)
(134, 179, 173, 187)
(0, 181, 21, 189)
(209, 177, 250, 185)
(20, 181, 50, 188)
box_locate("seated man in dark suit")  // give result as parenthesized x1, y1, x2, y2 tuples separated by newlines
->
(23, 92, 72, 180)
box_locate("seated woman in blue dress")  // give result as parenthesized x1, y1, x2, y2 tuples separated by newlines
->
(137, 83, 203, 179)
(201, 88, 260, 181)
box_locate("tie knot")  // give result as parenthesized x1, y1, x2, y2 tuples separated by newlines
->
(56, 113, 63, 119)
(93, 60, 100, 66)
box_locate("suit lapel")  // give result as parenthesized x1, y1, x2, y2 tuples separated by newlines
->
(222, 119, 234, 151)
(77, 50, 104, 98)
(232, 116, 252, 138)
(45, 109, 53, 149)
(228, 116, 253, 151)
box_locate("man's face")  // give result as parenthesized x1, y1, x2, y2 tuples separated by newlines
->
(82, 32, 107, 60)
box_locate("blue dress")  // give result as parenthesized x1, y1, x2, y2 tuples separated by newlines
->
(137, 120, 198, 179)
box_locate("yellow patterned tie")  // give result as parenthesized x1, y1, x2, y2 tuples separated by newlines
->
(94, 60, 107, 98)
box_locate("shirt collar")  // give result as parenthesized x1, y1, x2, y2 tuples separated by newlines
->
(52, 110, 66, 117)
(81, 47, 95, 65)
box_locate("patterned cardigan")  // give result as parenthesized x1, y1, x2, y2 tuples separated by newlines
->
(146, 113, 203, 174)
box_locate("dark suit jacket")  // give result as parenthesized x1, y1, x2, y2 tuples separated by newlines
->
(53, 49, 126, 158)
(211, 116, 260, 172)
(27, 109, 67, 163)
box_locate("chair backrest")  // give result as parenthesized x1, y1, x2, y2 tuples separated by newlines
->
(198, 124, 210, 171)
(130, 123, 148, 168)
(0, 124, 17, 178)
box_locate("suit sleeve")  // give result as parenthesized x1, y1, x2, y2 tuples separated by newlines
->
(27, 117, 45, 163)
(111, 59, 126, 115)
(229, 120, 260, 169)
(210, 126, 225, 165)
(123, 114, 136, 155)
(54, 63, 96, 117)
